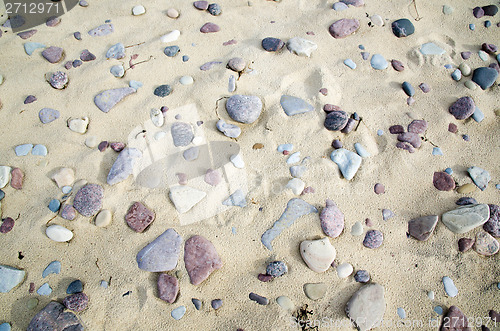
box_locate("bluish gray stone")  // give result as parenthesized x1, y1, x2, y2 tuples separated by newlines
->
(106, 43, 125, 59)
(37, 283, 53, 296)
(469, 23, 475, 31)
(391, 18, 415, 37)
(211, 299, 223, 310)
(420, 42, 445, 55)
(39, 108, 60, 124)
(216, 119, 241, 138)
(402, 82, 416, 97)
(370, 54, 388, 70)
(48, 199, 61, 212)
(107, 148, 142, 185)
(110, 65, 124, 78)
(333, 2, 348, 10)
(171, 306, 186, 320)
(226, 95, 262, 124)
(164, 46, 180, 57)
(468, 166, 490, 191)
(183, 146, 199, 161)
(182, 55, 190, 62)
(266, 261, 288, 277)
(171, 122, 194, 147)
(261, 37, 285, 52)
(67, 280, 83, 294)
(24, 42, 45, 55)
(344, 58, 356, 69)
(154, 85, 172, 97)
(354, 143, 370, 158)
(88, 23, 114, 36)
(0, 323, 11, 331)
(397, 307, 406, 319)
(442, 276, 458, 297)
(442, 204, 490, 233)
(451, 69, 462, 81)
(478, 50, 488, 61)
(32, 144, 48, 156)
(432, 147, 443, 156)
(434, 306, 444, 315)
(472, 67, 498, 90)
(330, 148, 362, 180)
(354, 270, 370, 283)
(15, 144, 33, 156)
(382, 209, 395, 221)
(0, 190, 4, 201)
(192, 298, 202, 310)
(222, 189, 247, 207)
(280, 95, 314, 116)
(136, 228, 182, 272)
(0, 265, 25, 293)
(472, 107, 485, 122)
(287, 152, 301, 164)
(42, 261, 61, 278)
(94, 87, 136, 113)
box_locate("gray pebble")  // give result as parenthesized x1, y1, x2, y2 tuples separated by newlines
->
(192, 298, 202, 310)
(207, 3, 222, 15)
(354, 270, 370, 283)
(164, 46, 180, 57)
(154, 85, 172, 97)
(266, 261, 287, 277)
(249, 292, 269, 305)
(211, 299, 223, 310)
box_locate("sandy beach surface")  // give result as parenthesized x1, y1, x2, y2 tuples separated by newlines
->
(0, 0, 499, 330)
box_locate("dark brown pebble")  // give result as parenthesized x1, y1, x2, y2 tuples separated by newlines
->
(396, 142, 415, 153)
(482, 5, 498, 16)
(29, 282, 35, 293)
(391, 59, 405, 71)
(456, 197, 477, 205)
(80, 49, 96, 62)
(397, 132, 421, 148)
(319, 88, 328, 96)
(458, 238, 474, 252)
(24, 95, 37, 104)
(10, 168, 23, 190)
(490, 310, 499, 322)
(448, 123, 458, 133)
(432, 171, 455, 191)
(374, 183, 385, 194)
(408, 120, 427, 134)
(461, 51, 472, 60)
(17, 29, 37, 39)
(257, 273, 273, 282)
(340, 118, 356, 133)
(389, 125, 404, 134)
(110, 142, 125, 152)
(46, 16, 61, 27)
(98, 141, 108, 152)
(252, 143, 264, 150)
(63, 293, 89, 312)
(261, 37, 285, 52)
(323, 104, 342, 113)
(0, 217, 15, 234)
(324, 110, 349, 131)
(482, 43, 498, 54)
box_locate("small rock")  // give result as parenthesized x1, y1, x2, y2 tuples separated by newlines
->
(280, 95, 314, 116)
(49, 71, 68, 89)
(17, 29, 37, 39)
(24, 42, 46, 56)
(0, 265, 25, 293)
(230, 153, 245, 168)
(371, 54, 388, 70)
(67, 280, 83, 294)
(448, 123, 458, 133)
(391, 18, 415, 37)
(39, 108, 60, 124)
(132, 5, 146, 15)
(286, 37, 317, 57)
(171, 122, 194, 147)
(483, 204, 500, 237)
(337, 262, 353, 278)
(46, 16, 61, 27)
(262, 37, 284, 52)
(474, 231, 499, 256)
(433, 171, 455, 191)
(63, 293, 89, 312)
(94, 209, 112, 227)
(73, 184, 103, 217)
(80, 49, 95, 61)
(73, 32, 82, 40)
(169, 186, 206, 213)
(194, 1, 208, 10)
(125, 202, 155, 233)
(167, 8, 179, 18)
(200, 61, 222, 70)
(227, 57, 246, 72)
(204, 169, 221, 186)
(458, 238, 474, 252)
(258, 274, 273, 282)
(94, 87, 136, 113)
(136, 229, 182, 272)
(60, 205, 76, 221)
(397, 132, 421, 148)
(42, 46, 64, 63)
(211, 299, 223, 310)
(329, 18, 360, 39)
(304, 283, 327, 300)
(171, 306, 186, 320)
(443, 276, 458, 297)
(354, 143, 370, 158)
(354, 270, 370, 283)
(420, 42, 446, 55)
(286, 178, 305, 195)
(0, 218, 14, 234)
(345, 284, 386, 331)
(24, 95, 37, 104)
(192, 298, 202, 310)
(107, 148, 142, 185)
(391, 59, 405, 71)
(27, 301, 82, 330)
(207, 3, 222, 15)
(226, 95, 262, 124)
(158, 274, 179, 303)
(441, 306, 470, 331)
(320, 199, 344, 238)
(249, 292, 269, 305)
(442, 204, 490, 233)
(351, 222, 364, 236)
(332, 2, 348, 11)
(15, 144, 33, 156)
(374, 183, 385, 194)
(48, 199, 61, 212)
(300, 237, 336, 273)
(482, 5, 498, 16)
(277, 296, 294, 311)
(68, 117, 89, 134)
(200, 22, 220, 33)
(106, 43, 125, 59)
(408, 120, 427, 134)
(51, 168, 75, 188)
(179, 76, 193, 85)
(389, 125, 405, 134)
(370, 15, 384, 26)
(468, 166, 491, 191)
(442, 5, 453, 14)
(402, 82, 415, 97)
(324, 111, 349, 131)
(419, 83, 431, 93)
(408, 215, 438, 241)
(72, 60, 82, 68)
(110, 65, 124, 78)
(10, 168, 23, 190)
(471, 67, 498, 90)
(456, 197, 477, 206)
(330, 148, 362, 180)
(184, 235, 222, 285)
(266, 261, 288, 277)
(46, 225, 73, 242)
(382, 209, 395, 221)
(473, 6, 485, 18)
(363, 230, 383, 248)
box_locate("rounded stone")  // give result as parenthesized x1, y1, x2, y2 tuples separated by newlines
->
(320, 199, 344, 238)
(391, 59, 405, 71)
(363, 230, 383, 249)
(63, 293, 89, 312)
(73, 184, 104, 217)
(266, 261, 287, 277)
(337, 262, 353, 278)
(262, 37, 285, 52)
(132, 5, 146, 15)
(211, 299, 223, 310)
(458, 238, 474, 252)
(374, 183, 385, 194)
(449, 96, 475, 120)
(483, 204, 500, 237)
(207, 3, 221, 16)
(154, 85, 172, 97)
(328, 18, 360, 39)
(164, 46, 180, 57)
(226, 95, 263, 124)
(49, 71, 68, 89)
(67, 280, 83, 294)
(370, 54, 388, 70)
(324, 111, 348, 131)
(179, 76, 193, 85)
(354, 270, 370, 283)
(474, 231, 499, 256)
(200, 22, 220, 33)
(227, 58, 246, 72)
(391, 18, 415, 37)
(94, 209, 112, 227)
(46, 225, 73, 242)
(166, 8, 179, 18)
(433, 172, 455, 191)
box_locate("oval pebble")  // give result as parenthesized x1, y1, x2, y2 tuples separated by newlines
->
(0, 323, 11, 331)
(402, 81, 415, 96)
(351, 222, 363, 236)
(249, 292, 269, 305)
(46, 224, 73, 242)
(344, 59, 356, 69)
(434, 306, 443, 315)
(200, 22, 220, 33)
(374, 183, 385, 194)
(324, 111, 348, 131)
(442, 276, 458, 297)
(49, 71, 68, 89)
(333, 2, 348, 11)
(167, 8, 179, 18)
(227, 58, 246, 72)
(95, 209, 112, 227)
(154, 85, 172, 97)
(266, 261, 287, 277)
(171, 306, 186, 320)
(276, 296, 294, 311)
(67, 280, 83, 294)
(433, 171, 455, 191)
(48, 199, 61, 212)
(371, 14, 384, 26)
(63, 293, 89, 312)
(161, 30, 180, 43)
(39, 108, 60, 124)
(397, 307, 406, 319)
(354, 270, 370, 283)
(363, 230, 383, 248)
(0, 217, 15, 234)
(391, 59, 405, 71)
(132, 5, 145, 15)
(337, 262, 353, 278)
(179, 76, 194, 85)
(207, 3, 222, 15)
(262, 37, 284, 52)
(371, 54, 388, 70)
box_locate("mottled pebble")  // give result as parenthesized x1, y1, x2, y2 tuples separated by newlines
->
(226, 95, 262, 124)
(60, 205, 76, 221)
(106, 43, 125, 59)
(200, 22, 220, 33)
(329, 18, 360, 39)
(42, 46, 64, 63)
(354, 270, 370, 283)
(80, 49, 96, 61)
(468, 166, 491, 191)
(363, 230, 383, 248)
(63, 293, 88, 312)
(200, 61, 222, 71)
(194, 1, 208, 10)
(39, 108, 60, 124)
(324, 111, 348, 131)
(266, 261, 287, 277)
(208, 3, 222, 15)
(0, 217, 15, 234)
(24, 95, 37, 104)
(371, 54, 388, 70)
(433, 171, 455, 191)
(125, 202, 155, 233)
(262, 37, 284, 52)
(449, 96, 475, 120)
(49, 71, 68, 89)
(391, 59, 405, 71)
(392, 18, 415, 37)
(458, 237, 474, 252)
(382, 209, 395, 221)
(474, 231, 499, 255)
(184, 235, 222, 285)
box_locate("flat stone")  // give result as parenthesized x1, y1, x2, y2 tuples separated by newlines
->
(370, 14, 384, 26)
(351, 222, 364, 236)
(408, 120, 427, 133)
(226, 95, 262, 124)
(382, 209, 395, 221)
(249, 292, 269, 305)
(474, 231, 499, 256)
(230, 153, 245, 168)
(164, 46, 180, 57)
(391, 59, 405, 71)
(63, 293, 88, 312)
(442, 276, 458, 297)
(363, 230, 383, 248)
(211, 299, 223, 310)
(280, 95, 314, 116)
(458, 238, 474, 252)
(0, 167, 11, 188)
(68, 117, 89, 134)
(73, 184, 103, 217)
(200, 61, 222, 71)
(420, 42, 446, 55)
(171, 122, 194, 146)
(107, 148, 142, 185)
(191, 298, 202, 310)
(48, 199, 61, 212)
(126, 202, 155, 233)
(106, 43, 125, 59)
(329, 19, 360, 39)
(397, 132, 421, 148)
(484, 204, 500, 237)
(337, 262, 354, 278)
(370, 54, 388, 70)
(472, 107, 485, 123)
(300, 237, 336, 273)
(183, 146, 199, 161)
(227, 57, 246, 72)
(42, 46, 64, 63)
(391, 18, 415, 37)
(166, 8, 179, 18)
(15, 144, 33, 156)
(179, 76, 193, 85)
(27, 301, 83, 331)
(95, 209, 112, 227)
(171, 306, 186, 320)
(204, 169, 221, 186)
(286, 178, 305, 195)
(442, 204, 490, 233)
(324, 111, 349, 131)
(0, 265, 25, 293)
(333, 2, 349, 10)
(200, 22, 220, 33)
(408, 215, 438, 241)
(110, 65, 125, 78)
(207, 3, 221, 15)
(304, 283, 327, 300)
(46, 225, 73, 242)
(194, 1, 208, 10)
(419, 83, 431, 93)
(10, 168, 23, 189)
(39, 108, 60, 124)
(449, 96, 475, 120)
(216, 119, 241, 138)
(262, 37, 284, 52)
(51, 168, 75, 188)
(433, 171, 455, 191)
(345, 284, 386, 331)
(222, 189, 247, 207)
(67, 280, 83, 294)
(18, 29, 37, 39)
(42, 261, 61, 278)
(483, 4, 498, 16)
(320, 199, 344, 238)
(184, 235, 222, 285)
(158, 274, 179, 303)
(472, 67, 498, 90)
(341, 0, 364, 6)
(330, 148, 362, 180)
(80, 49, 95, 61)
(456, 197, 477, 206)
(402, 81, 415, 96)
(0, 217, 14, 234)
(468, 166, 490, 191)
(169, 186, 206, 213)
(24, 42, 45, 56)
(94, 87, 136, 113)
(286, 37, 317, 57)
(276, 296, 294, 311)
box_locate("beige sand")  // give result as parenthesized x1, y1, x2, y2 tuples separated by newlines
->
(0, 0, 499, 330)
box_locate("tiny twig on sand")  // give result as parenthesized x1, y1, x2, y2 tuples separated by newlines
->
(124, 41, 145, 48)
(409, 0, 422, 21)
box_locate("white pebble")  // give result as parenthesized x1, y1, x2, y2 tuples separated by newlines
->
(61, 186, 72, 194)
(442, 276, 458, 297)
(286, 178, 305, 195)
(51, 168, 75, 188)
(0, 166, 12, 189)
(150, 108, 164, 127)
(46, 225, 73, 242)
(427, 291, 435, 300)
(68, 117, 89, 134)
(95, 209, 112, 227)
(230, 154, 245, 168)
(276, 296, 294, 311)
(132, 5, 146, 15)
(351, 222, 363, 236)
(160, 30, 180, 43)
(154, 131, 166, 140)
(354, 143, 370, 158)
(192, 136, 203, 145)
(166, 8, 179, 18)
(287, 152, 301, 164)
(179, 76, 194, 85)
(228, 75, 236, 92)
(371, 15, 384, 26)
(478, 50, 488, 61)
(336, 262, 353, 279)
(85, 136, 98, 148)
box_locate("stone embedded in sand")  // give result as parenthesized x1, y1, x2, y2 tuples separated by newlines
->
(63, 293, 88, 312)
(337, 262, 354, 278)
(341, 0, 364, 7)
(449, 96, 475, 120)
(286, 37, 317, 57)
(391, 59, 405, 71)
(370, 54, 388, 70)
(158, 274, 179, 303)
(261, 198, 318, 250)
(126, 202, 155, 233)
(88, 23, 114, 36)
(0, 265, 25, 293)
(171, 122, 194, 147)
(204, 169, 221, 186)
(408, 215, 438, 241)
(137, 229, 181, 272)
(382, 209, 395, 221)
(280, 95, 314, 116)
(46, 225, 73, 242)
(266, 261, 288, 277)
(442, 204, 490, 234)
(441, 306, 469, 331)
(200, 61, 222, 71)
(68, 117, 89, 134)
(363, 230, 383, 249)
(391, 18, 415, 37)
(345, 283, 386, 331)
(0, 167, 11, 189)
(94, 87, 136, 113)
(42, 46, 64, 63)
(73, 184, 103, 217)
(10, 168, 23, 190)
(320, 199, 344, 238)
(0, 217, 15, 234)
(107, 148, 142, 185)
(169, 185, 206, 213)
(184, 235, 222, 285)
(51, 168, 75, 188)
(227, 57, 246, 72)
(18, 29, 37, 39)
(330, 148, 362, 181)
(106, 43, 125, 59)
(354, 270, 370, 283)
(222, 189, 247, 208)
(39, 108, 60, 124)
(46, 16, 61, 27)
(397, 132, 421, 148)
(474, 231, 499, 256)
(262, 37, 285, 52)
(200, 22, 220, 33)
(226, 95, 263, 124)
(458, 238, 474, 252)
(304, 283, 327, 300)
(27, 301, 83, 331)
(49, 71, 68, 89)
(472, 67, 498, 90)
(467, 166, 491, 191)
(408, 120, 427, 133)
(24, 42, 46, 56)
(60, 205, 76, 221)
(389, 125, 404, 134)
(324, 111, 349, 131)
(300, 238, 336, 273)
(433, 171, 455, 191)
(216, 119, 241, 138)
(329, 18, 360, 39)
(483, 204, 500, 237)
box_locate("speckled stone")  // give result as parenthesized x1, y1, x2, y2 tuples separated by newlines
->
(63, 293, 89, 312)
(49, 71, 68, 89)
(184, 235, 222, 285)
(329, 19, 360, 39)
(408, 120, 427, 134)
(60, 205, 76, 221)
(266, 261, 288, 277)
(354, 270, 370, 283)
(226, 95, 262, 124)
(391, 18, 414, 37)
(474, 231, 499, 256)
(200, 22, 220, 33)
(27, 301, 83, 331)
(324, 111, 349, 131)
(0, 217, 15, 234)
(39, 108, 60, 124)
(320, 199, 344, 238)
(158, 274, 179, 303)
(449, 96, 475, 120)
(42, 46, 64, 63)
(397, 132, 421, 148)
(262, 37, 285, 52)
(363, 230, 383, 248)
(125, 202, 155, 233)
(483, 204, 500, 237)
(458, 238, 474, 252)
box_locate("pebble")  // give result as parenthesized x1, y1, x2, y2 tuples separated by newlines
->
(228, 75, 236, 92)
(17, 29, 37, 39)
(192, 298, 202, 310)
(264, 261, 287, 278)
(442, 276, 458, 297)
(277, 143, 293, 153)
(200, 61, 222, 71)
(472, 67, 498, 90)
(0, 265, 25, 293)
(46, 16, 61, 27)
(330, 148, 362, 180)
(222, 189, 247, 207)
(333, 2, 348, 11)
(286, 37, 317, 57)
(73, 184, 103, 217)
(28, 301, 83, 330)
(363, 230, 383, 248)
(24, 42, 45, 56)
(371, 15, 384, 26)
(0, 218, 14, 234)
(48, 199, 61, 212)
(341, 0, 364, 6)
(194, 1, 208, 10)
(73, 31, 81, 41)
(408, 215, 438, 241)
(458, 237, 475, 252)
(443, 306, 471, 331)
(136, 229, 182, 271)
(354, 143, 370, 158)
(392, 18, 415, 37)
(483, 204, 500, 237)
(204, 169, 221, 186)
(182, 146, 199, 161)
(474, 231, 499, 256)
(132, 5, 145, 15)
(280, 95, 314, 116)
(324, 111, 349, 131)
(80, 49, 96, 62)
(10, 168, 23, 190)
(300, 238, 336, 273)
(343, 59, 356, 69)
(473, 6, 485, 18)
(401, 81, 415, 97)
(458, 63, 471, 76)
(373, 183, 385, 195)
(42, 46, 64, 63)
(171, 122, 194, 147)
(37, 283, 52, 296)
(262, 37, 285, 52)
(15, 144, 33, 156)
(371, 54, 388, 70)
(456, 197, 477, 206)
(286, 152, 300, 165)
(94, 87, 136, 113)
(158, 274, 179, 303)
(49, 71, 68, 90)
(483, 5, 498, 16)
(67, 280, 83, 294)
(382, 209, 395, 221)
(129, 80, 143, 90)
(290, 163, 307, 178)
(42, 261, 61, 279)
(320, 199, 344, 238)
(389, 125, 405, 134)
(106, 43, 125, 59)
(478, 50, 489, 61)
(442, 204, 490, 233)
(62, 293, 89, 312)
(51, 168, 75, 188)
(472, 106, 485, 123)
(68, 117, 89, 134)
(107, 148, 142, 185)
(433, 171, 455, 191)
(39, 108, 60, 124)
(261, 198, 317, 250)
(408, 119, 427, 134)
(24, 95, 37, 104)
(277, 296, 294, 311)
(361, 52, 370, 60)
(171, 306, 186, 320)
(72, 60, 82, 68)
(345, 284, 386, 331)
(226, 95, 262, 124)
(110, 65, 125, 78)
(161, 30, 180, 43)
(329, 18, 360, 39)
(227, 58, 246, 72)
(303, 283, 327, 302)
(331, 139, 342, 149)
(431, 147, 443, 156)
(230, 153, 245, 168)
(169, 186, 206, 213)
(154, 84, 173, 97)
(419, 83, 431, 93)
(200, 22, 220, 33)
(163, 45, 180, 57)
(60, 205, 76, 221)
(391, 59, 405, 71)
(427, 291, 435, 300)
(420, 42, 446, 55)
(208, 3, 222, 15)
(125, 202, 155, 233)
(337, 262, 353, 278)
(249, 292, 269, 305)
(468, 166, 491, 191)
(354, 270, 370, 283)
(462, 134, 470, 141)
(468, 23, 475, 31)
(451, 69, 462, 81)
(464, 80, 477, 90)
(286, 178, 305, 195)
(211, 299, 223, 310)
(167, 8, 179, 18)
(184, 235, 222, 285)
(0, 189, 4, 200)
(179, 75, 194, 85)
(79, 0, 88, 7)
(443, 5, 453, 14)
(94, 209, 112, 227)
(351, 222, 363, 236)
(449, 96, 475, 120)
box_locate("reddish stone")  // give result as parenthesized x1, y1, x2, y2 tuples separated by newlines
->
(408, 120, 428, 134)
(433, 172, 455, 191)
(323, 104, 342, 113)
(374, 183, 385, 194)
(157, 274, 179, 303)
(98, 141, 108, 152)
(258, 273, 273, 282)
(448, 123, 458, 133)
(10, 168, 24, 190)
(365, 218, 373, 227)
(389, 125, 404, 134)
(441, 306, 471, 331)
(0, 217, 15, 234)
(29, 282, 35, 293)
(63, 293, 89, 312)
(397, 132, 421, 148)
(458, 238, 474, 252)
(391, 59, 405, 71)
(200, 22, 220, 33)
(125, 202, 155, 233)
(110, 142, 125, 152)
(184, 235, 222, 285)
(319, 88, 328, 96)
(396, 141, 415, 153)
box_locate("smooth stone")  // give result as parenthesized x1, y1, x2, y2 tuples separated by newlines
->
(171, 306, 186, 320)
(24, 42, 45, 55)
(27, 301, 82, 330)
(371, 15, 384, 26)
(304, 283, 327, 300)
(345, 284, 386, 331)
(472, 67, 498, 90)
(230, 154, 245, 168)
(125, 202, 155, 233)
(42, 261, 61, 278)
(184, 235, 222, 285)
(51, 168, 75, 188)
(80, 49, 96, 62)
(167, 8, 179, 18)
(370, 54, 388, 70)
(290, 164, 307, 178)
(351, 222, 363, 236)
(464, 80, 476, 90)
(179, 76, 193, 85)
(484, 204, 500, 237)
(401, 81, 415, 96)
(261, 198, 318, 250)
(200, 22, 220, 33)
(161, 30, 180, 43)
(442, 204, 490, 233)
(0, 265, 25, 293)
(42, 46, 64, 63)
(286, 37, 317, 57)
(222, 189, 247, 207)
(333, 1, 348, 10)
(107, 148, 142, 185)
(459, 63, 471, 76)
(154, 84, 173, 97)
(0, 167, 11, 188)
(37, 283, 52, 296)
(285, 152, 300, 165)
(286, 178, 305, 195)
(419, 83, 431, 93)
(207, 3, 222, 15)
(277, 144, 293, 153)
(129, 80, 143, 90)
(85, 136, 98, 148)
(391, 18, 415, 37)
(474, 231, 499, 256)
(15, 144, 33, 156)
(478, 50, 488, 61)
(192, 298, 202, 310)
(457, 183, 476, 194)
(324, 111, 349, 131)
(408, 120, 427, 133)
(0, 323, 10, 331)
(211, 299, 223, 310)
(473, 6, 485, 18)
(94, 87, 136, 113)
(281, 95, 314, 116)
(39, 108, 60, 124)
(163, 46, 180, 57)
(408, 215, 438, 241)
(204, 169, 221, 186)
(132, 5, 146, 15)
(46, 225, 73, 242)
(443, 5, 453, 14)
(300, 237, 336, 273)
(451, 69, 462, 81)
(391, 59, 405, 71)
(330, 148, 362, 181)
(226, 95, 262, 124)
(194, 1, 208, 10)
(420, 42, 446, 55)
(363, 230, 383, 248)
(106, 43, 125, 59)
(158, 274, 179, 303)
(110, 65, 125, 78)
(397, 307, 406, 319)
(136, 229, 182, 273)
(94, 209, 112, 227)
(249, 292, 269, 305)
(341, 0, 364, 6)
(433, 171, 455, 191)
(48, 199, 61, 212)
(169, 186, 206, 213)
(68, 117, 89, 134)
(441, 306, 470, 330)
(449, 96, 475, 120)
(344, 59, 356, 69)
(468, 166, 491, 191)
(216, 119, 241, 138)
(483, 4, 498, 16)
(60, 205, 76, 220)
(354, 270, 370, 283)
(472, 107, 485, 123)
(337, 262, 353, 278)
(228, 75, 236, 92)
(320, 199, 344, 238)
(73, 184, 103, 217)
(171, 122, 194, 147)
(442, 276, 458, 297)
(261, 37, 285, 52)
(227, 58, 246, 72)
(150, 108, 164, 128)
(183, 146, 199, 161)
(200, 61, 222, 71)
(456, 197, 477, 206)
(0, 190, 4, 200)
(67, 280, 83, 294)
(10, 168, 23, 190)
(382, 209, 395, 221)
(354, 143, 370, 158)
(277, 296, 294, 311)
(329, 18, 360, 39)
(428, 291, 435, 300)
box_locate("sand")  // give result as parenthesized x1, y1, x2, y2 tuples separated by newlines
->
(0, 0, 499, 330)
